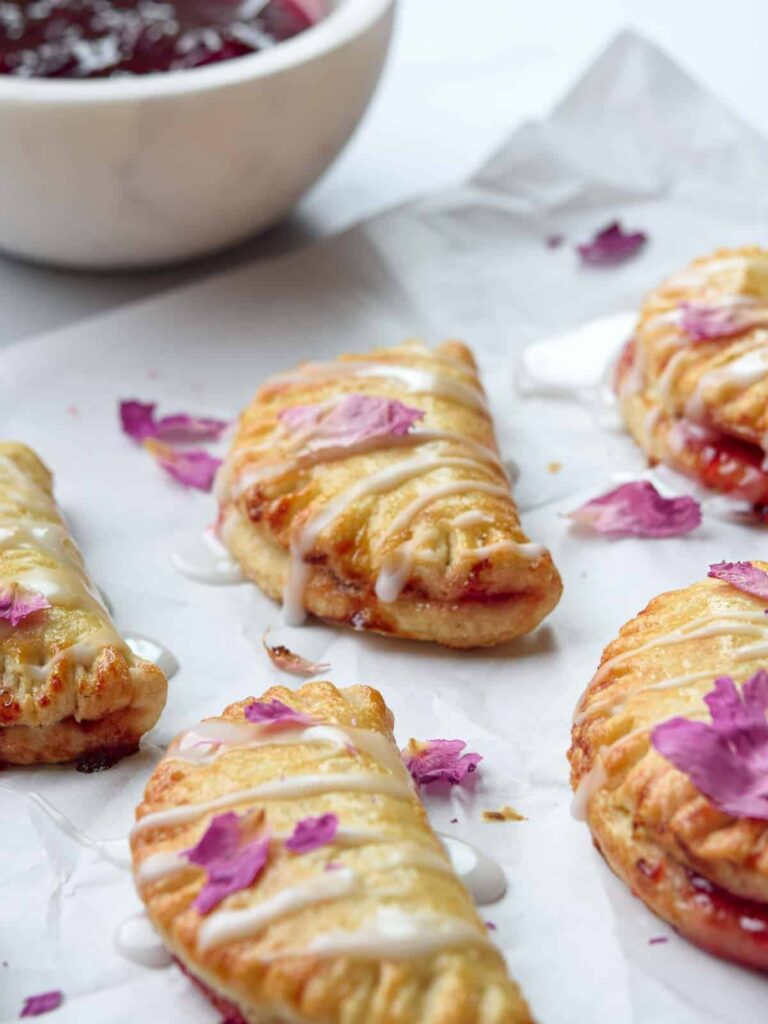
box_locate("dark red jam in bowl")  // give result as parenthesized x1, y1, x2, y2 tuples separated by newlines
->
(0, 0, 324, 78)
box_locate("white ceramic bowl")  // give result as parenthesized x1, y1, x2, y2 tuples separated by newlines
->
(0, 0, 394, 269)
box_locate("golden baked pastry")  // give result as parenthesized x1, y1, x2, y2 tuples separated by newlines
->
(0, 442, 167, 766)
(216, 339, 562, 648)
(132, 682, 532, 1023)
(616, 246, 768, 517)
(569, 565, 768, 970)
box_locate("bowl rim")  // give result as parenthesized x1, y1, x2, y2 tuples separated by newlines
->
(0, 0, 394, 104)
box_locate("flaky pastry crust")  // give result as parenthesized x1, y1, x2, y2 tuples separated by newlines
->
(616, 247, 768, 513)
(132, 682, 532, 1023)
(0, 442, 167, 765)
(216, 340, 561, 648)
(569, 566, 768, 970)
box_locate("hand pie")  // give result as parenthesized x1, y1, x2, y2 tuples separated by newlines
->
(131, 681, 532, 1023)
(616, 247, 768, 517)
(215, 339, 562, 648)
(569, 566, 768, 970)
(0, 442, 167, 766)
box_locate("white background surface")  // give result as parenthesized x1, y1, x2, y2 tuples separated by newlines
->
(2, 31, 768, 1024)
(4, 0, 768, 345)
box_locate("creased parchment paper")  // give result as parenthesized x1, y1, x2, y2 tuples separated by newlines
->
(1, 31, 767, 1024)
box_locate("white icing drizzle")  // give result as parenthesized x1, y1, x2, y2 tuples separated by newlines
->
(134, 826, 407, 886)
(228, 430, 508, 498)
(574, 595, 768, 821)
(651, 347, 692, 406)
(168, 720, 405, 776)
(592, 610, 768, 685)
(132, 773, 414, 837)
(0, 455, 134, 683)
(688, 341, 768, 416)
(282, 455, 501, 625)
(374, 544, 417, 604)
(298, 908, 491, 959)
(20, 625, 124, 683)
(197, 868, 358, 951)
(266, 361, 489, 415)
(571, 762, 607, 822)
(573, 669, 715, 725)
(379, 480, 509, 545)
(448, 511, 495, 529)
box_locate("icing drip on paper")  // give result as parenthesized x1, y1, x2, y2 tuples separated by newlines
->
(115, 912, 173, 968)
(170, 527, 245, 585)
(124, 633, 179, 679)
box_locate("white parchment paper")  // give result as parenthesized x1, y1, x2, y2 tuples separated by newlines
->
(2, 30, 767, 1024)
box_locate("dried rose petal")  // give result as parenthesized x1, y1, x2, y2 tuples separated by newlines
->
(143, 440, 221, 492)
(652, 671, 768, 819)
(648, 936, 668, 945)
(568, 481, 701, 538)
(184, 812, 269, 914)
(243, 698, 314, 728)
(20, 991, 63, 1017)
(577, 221, 647, 266)
(708, 561, 768, 600)
(402, 738, 483, 787)
(679, 301, 768, 342)
(119, 400, 227, 442)
(0, 584, 50, 627)
(262, 631, 329, 677)
(285, 813, 338, 853)
(278, 394, 424, 449)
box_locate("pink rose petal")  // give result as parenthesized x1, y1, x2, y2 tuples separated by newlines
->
(285, 813, 338, 853)
(402, 738, 483, 787)
(262, 631, 330, 677)
(652, 671, 768, 819)
(577, 221, 647, 266)
(278, 394, 424, 449)
(184, 812, 269, 914)
(143, 440, 221, 492)
(119, 400, 227, 442)
(243, 698, 314, 728)
(0, 584, 50, 627)
(20, 991, 63, 1017)
(679, 301, 768, 342)
(568, 481, 701, 538)
(708, 561, 768, 600)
